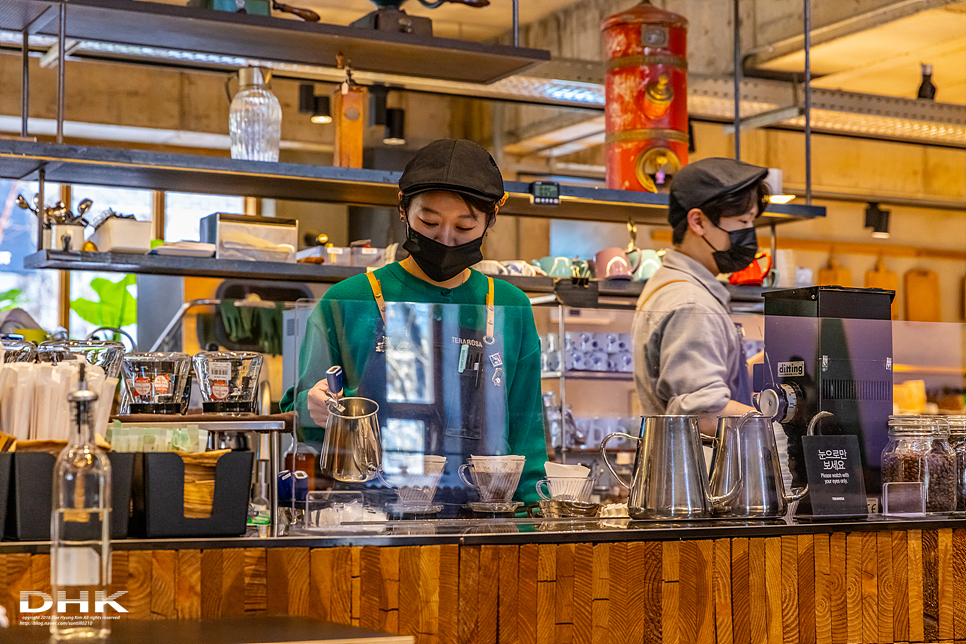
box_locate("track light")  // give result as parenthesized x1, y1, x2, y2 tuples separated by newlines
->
(865, 202, 890, 239)
(384, 108, 406, 145)
(299, 83, 332, 124)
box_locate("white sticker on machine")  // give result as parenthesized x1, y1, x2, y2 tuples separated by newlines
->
(777, 361, 805, 378)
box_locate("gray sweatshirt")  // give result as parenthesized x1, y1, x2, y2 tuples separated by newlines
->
(632, 249, 750, 416)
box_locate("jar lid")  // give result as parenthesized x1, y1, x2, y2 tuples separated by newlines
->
(888, 414, 949, 437)
(946, 415, 966, 435)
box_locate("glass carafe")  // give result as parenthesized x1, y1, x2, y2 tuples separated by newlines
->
(229, 67, 282, 162)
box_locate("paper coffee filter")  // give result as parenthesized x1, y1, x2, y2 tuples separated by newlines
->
(545, 462, 590, 478)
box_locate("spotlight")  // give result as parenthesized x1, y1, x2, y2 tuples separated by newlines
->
(384, 108, 406, 145)
(299, 83, 332, 124)
(865, 202, 890, 239)
(764, 168, 795, 204)
(370, 85, 388, 127)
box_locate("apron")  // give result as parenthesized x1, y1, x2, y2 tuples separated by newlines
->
(360, 272, 510, 509)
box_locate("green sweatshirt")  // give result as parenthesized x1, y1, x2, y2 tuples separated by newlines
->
(280, 261, 547, 504)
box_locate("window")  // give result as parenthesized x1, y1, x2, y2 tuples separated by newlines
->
(68, 186, 152, 345)
(164, 192, 245, 242)
(0, 179, 62, 332)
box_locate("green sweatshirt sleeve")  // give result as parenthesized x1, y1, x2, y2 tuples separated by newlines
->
(506, 307, 548, 505)
(279, 305, 337, 434)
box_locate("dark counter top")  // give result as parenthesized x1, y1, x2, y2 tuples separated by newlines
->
(3, 514, 965, 553)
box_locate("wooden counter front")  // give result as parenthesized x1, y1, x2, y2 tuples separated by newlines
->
(1, 527, 962, 643)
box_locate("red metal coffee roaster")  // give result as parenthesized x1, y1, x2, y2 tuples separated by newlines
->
(602, 1, 688, 192)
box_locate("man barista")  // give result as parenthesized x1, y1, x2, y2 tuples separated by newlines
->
(632, 157, 768, 437)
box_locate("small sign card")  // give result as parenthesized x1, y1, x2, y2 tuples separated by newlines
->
(802, 434, 868, 516)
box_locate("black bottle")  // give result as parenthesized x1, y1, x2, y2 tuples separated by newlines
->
(917, 63, 936, 100)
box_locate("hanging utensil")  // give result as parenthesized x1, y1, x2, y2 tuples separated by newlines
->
(271, 0, 320, 21)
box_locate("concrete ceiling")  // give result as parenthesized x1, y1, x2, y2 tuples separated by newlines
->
(752, 1, 966, 105)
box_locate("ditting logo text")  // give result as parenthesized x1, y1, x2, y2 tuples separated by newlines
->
(777, 361, 805, 378)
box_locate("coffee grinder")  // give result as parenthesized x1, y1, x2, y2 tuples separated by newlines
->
(755, 286, 894, 511)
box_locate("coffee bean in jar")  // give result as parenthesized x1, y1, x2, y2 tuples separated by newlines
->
(881, 415, 956, 513)
(944, 415, 966, 510)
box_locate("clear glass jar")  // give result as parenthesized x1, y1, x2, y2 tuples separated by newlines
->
(881, 415, 956, 512)
(229, 67, 282, 162)
(946, 415, 966, 510)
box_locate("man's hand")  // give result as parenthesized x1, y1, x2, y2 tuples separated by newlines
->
(307, 379, 332, 426)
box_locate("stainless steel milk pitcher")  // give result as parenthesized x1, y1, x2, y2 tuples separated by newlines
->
(320, 396, 383, 482)
(709, 410, 832, 517)
(600, 415, 741, 519)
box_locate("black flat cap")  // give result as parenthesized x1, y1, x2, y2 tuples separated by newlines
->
(668, 157, 768, 227)
(399, 139, 505, 202)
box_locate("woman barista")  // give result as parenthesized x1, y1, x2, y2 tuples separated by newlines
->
(280, 139, 546, 506)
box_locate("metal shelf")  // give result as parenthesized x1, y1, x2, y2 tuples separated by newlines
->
(0, 0, 549, 84)
(0, 140, 826, 226)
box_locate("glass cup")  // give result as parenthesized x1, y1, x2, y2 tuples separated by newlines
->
(535, 475, 596, 503)
(458, 456, 525, 503)
(385, 455, 447, 506)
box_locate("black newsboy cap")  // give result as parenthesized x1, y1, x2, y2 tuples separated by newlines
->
(667, 157, 768, 228)
(399, 139, 505, 202)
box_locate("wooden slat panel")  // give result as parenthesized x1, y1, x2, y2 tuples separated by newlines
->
(556, 623, 575, 644)
(418, 546, 441, 636)
(557, 544, 576, 627)
(500, 545, 520, 644)
(664, 542, 680, 582)
(309, 548, 333, 622)
(877, 532, 894, 644)
(908, 530, 924, 643)
(519, 544, 539, 644)
(609, 542, 629, 644)
(829, 533, 847, 644)
(331, 547, 354, 626)
(922, 529, 938, 642)
(781, 535, 799, 644)
(679, 541, 698, 644)
(937, 529, 953, 641)
(798, 535, 815, 644)
(846, 533, 862, 644)
(764, 537, 782, 644)
(695, 540, 715, 644)
(814, 534, 831, 644)
(351, 546, 362, 627)
(459, 546, 480, 644)
(892, 531, 909, 643)
(539, 544, 556, 582)
(482, 546, 502, 644)
(641, 541, 663, 644)
(150, 550, 177, 619)
(177, 550, 201, 619)
(360, 546, 382, 631)
(625, 542, 646, 644)
(127, 550, 153, 620)
(714, 538, 733, 644)
(732, 538, 750, 644)
(953, 529, 966, 641)
(4, 553, 31, 624)
(591, 544, 610, 644)
(573, 543, 593, 644)
(243, 548, 267, 614)
(438, 545, 459, 643)
(29, 554, 50, 598)
(861, 533, 878, 644)
(537, 576, 557, 644)
(266, 548, 309, 618)
(748, 538, 767, 644)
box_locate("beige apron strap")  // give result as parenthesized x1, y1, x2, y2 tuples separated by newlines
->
(636, 279, 689, 311)
(484, 276, 495, 345)
(366, 272, 387, 324)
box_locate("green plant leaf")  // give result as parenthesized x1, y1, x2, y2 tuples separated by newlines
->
(70, 274, 137, 328)
(0, 288, 25, 312)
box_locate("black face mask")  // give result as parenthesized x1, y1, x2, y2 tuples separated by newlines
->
(403, 224, 486, 283)
(702, 222, 758, 274)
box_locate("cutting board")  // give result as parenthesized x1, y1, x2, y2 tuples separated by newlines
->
(865, 259, 899, 319)
(818, 258, 852, 287)
(903, 268, 941, 322)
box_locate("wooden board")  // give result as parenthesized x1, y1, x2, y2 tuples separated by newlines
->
(818, 259, 852, 288)
(864, 259, 899, 319)
(876, 532, 894, 644)
(813, 534, 832, 644)
(797, 535, 815, 644)
(903, 268, 942, 322)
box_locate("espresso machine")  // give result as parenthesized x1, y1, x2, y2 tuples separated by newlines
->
(755, 286, 894, 509)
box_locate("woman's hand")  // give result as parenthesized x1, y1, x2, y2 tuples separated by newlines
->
(307, 379, 332, 427)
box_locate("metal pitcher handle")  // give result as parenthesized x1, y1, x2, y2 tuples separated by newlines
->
(709, 410, 753, 512)
(599, 432, 638, 489)
(785, 410, 834, 503)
